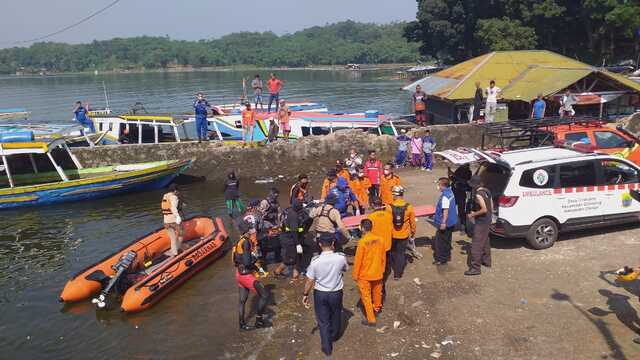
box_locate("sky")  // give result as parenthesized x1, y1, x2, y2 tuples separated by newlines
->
(0, 0, 418, 48)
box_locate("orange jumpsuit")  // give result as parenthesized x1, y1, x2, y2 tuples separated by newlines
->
(379, 174, 401, 205)
(350, 177, 371, 209)
(352, 232, 386, 323)
(388, 199, 416, 240)
(367, 207, 393, 252)
(337, 169, 350, 181)
(320, 178, 337, 200)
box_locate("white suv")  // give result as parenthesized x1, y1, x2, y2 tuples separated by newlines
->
(437, 147, 640, 249)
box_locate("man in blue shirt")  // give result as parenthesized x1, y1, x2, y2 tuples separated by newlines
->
(433, 177, 458, 265)
(395, 129, 410, 168)
(73, 101, 95, 133)
(530, 93, 546, 121)
(193, 92, 210, 143)
(329, 176, 359, 218)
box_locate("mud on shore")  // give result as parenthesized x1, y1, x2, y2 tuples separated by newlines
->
(229, 168, 640, 360)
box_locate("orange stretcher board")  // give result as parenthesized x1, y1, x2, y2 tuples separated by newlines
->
(343, 204, 436, 229)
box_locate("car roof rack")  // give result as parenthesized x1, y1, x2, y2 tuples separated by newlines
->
(477, 116, 607, 150)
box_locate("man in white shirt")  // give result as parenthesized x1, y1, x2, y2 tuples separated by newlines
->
(302, 233, 348, 356)
(560, 89, 576, 118)
(485, 80, 501, 123)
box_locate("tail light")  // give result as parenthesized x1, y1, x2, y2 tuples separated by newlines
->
(498, 195, 519, 208)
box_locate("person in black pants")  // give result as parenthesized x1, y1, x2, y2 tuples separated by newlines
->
(433, 177, 458, 265)
(465, 176, 492, 276)
(302, 234, 348, 356)
(449, 164, 471, 230)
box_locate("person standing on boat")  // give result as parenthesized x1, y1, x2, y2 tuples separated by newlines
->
(161, 184, 183, 256)
(73, 101, 96, 133)
(251, 74, 264, 111)
(267, 73, 284, 113)
(278, 99, 291, 142)
(412, 85, 428, 126)
(234, 220, 271, 331)
(471, 81, 483, 123)
(224, 171, 245, 218)
(242, 103, 256, 146)
(193, 92, 210, 143)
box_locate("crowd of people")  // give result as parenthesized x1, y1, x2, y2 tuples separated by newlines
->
(395, 129, 436, 170)
(154, 143, 501, 357)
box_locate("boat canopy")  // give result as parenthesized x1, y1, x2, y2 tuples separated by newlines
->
(0, 135, 83, 187)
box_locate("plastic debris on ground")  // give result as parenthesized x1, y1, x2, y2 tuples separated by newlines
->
(376, 326, 387, 333)
(413, 277, 422, 286)
(393, 321, 401, 329)
(430, 352, 442, 358)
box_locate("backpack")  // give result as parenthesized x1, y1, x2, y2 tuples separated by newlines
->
(391, 204, 408, 229)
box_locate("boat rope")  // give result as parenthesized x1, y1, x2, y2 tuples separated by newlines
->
(6, 0, 122, 45)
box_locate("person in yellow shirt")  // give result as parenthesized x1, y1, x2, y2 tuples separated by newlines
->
(379, 162, 401, 205)
(387, 186, 416, 279)
(353, 219, 386, 326)
(367, 196, 393, 278)
(320, 169, 338, 201)
(349, 168, 371, 215)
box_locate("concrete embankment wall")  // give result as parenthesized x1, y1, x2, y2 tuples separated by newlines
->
(72, 125, 486, 181)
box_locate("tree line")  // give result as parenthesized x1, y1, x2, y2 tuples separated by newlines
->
(0, 21, 421, 74)
(404, 0, 640, 65)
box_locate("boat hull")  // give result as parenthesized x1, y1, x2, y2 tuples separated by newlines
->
(0, 159, 192, 209)
(60, 217, 228, 312)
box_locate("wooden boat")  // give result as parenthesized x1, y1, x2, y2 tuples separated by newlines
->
(60, 217, 228, 312)
(0, 134, 192, 209)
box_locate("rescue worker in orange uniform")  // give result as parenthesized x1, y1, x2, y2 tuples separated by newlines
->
(379, 162, 401, 205)
(336, 159, 350, 180)
(367, 196, 393, 279)
(162, 184, 183, 256)
(233, 220, 271, 331)
(320, 169, 338, 201)
(387, 185, 416, 279)
(353, 219, 386, 326)
(349, 167, 371, 215)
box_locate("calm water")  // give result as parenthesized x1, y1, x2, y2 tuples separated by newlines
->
(0, 70, 410, 359)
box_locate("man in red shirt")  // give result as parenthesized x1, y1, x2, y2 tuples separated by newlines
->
(267, 73, 284, 113)
(363, 150, 382, 206)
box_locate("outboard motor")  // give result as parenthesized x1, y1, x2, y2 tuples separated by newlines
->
(92, 250, 137, 309)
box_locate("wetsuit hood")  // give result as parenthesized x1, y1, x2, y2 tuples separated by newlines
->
(336, 176, 348, 191)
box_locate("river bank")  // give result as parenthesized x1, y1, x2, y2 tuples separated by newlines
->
(240, 167, 640, 360)
(5, 63, 412, 78)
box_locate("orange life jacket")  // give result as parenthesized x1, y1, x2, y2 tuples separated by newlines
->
(290, 183, 307, 202)
(232, 234, 257, 265)
(242, 110, 255, 126)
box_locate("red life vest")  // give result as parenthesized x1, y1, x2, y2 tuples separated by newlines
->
(365, 160, 382, 185)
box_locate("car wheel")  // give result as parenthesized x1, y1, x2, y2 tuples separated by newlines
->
(526, 218, 558, 249)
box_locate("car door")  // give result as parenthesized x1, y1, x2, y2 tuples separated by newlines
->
(597, 158, 640, 222)
(553, 160, 603, 229)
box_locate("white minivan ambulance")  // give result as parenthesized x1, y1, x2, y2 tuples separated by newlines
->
(436, 146, 640, 249)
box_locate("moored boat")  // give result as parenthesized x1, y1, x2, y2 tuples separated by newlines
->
(60, 216, 228, 312)
(0, 134, 192, 209)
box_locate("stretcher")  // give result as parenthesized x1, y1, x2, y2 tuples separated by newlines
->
(342, 204, 436, 229)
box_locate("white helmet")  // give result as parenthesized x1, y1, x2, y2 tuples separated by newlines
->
(391, 185, 405, 196)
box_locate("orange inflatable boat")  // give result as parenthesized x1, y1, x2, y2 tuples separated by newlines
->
(60, 216, 228, 312)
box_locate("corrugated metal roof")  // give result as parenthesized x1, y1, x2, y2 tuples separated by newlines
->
(407, 50, 640, 102)
(402, 76, 458, 94)
(501, 67, 592, 101)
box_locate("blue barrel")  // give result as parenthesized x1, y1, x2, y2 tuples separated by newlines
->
(365, 110, 380, 119)
(0, 131, 34, 143)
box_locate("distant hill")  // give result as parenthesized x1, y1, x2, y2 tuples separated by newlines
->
(0, 21, 420, 74)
